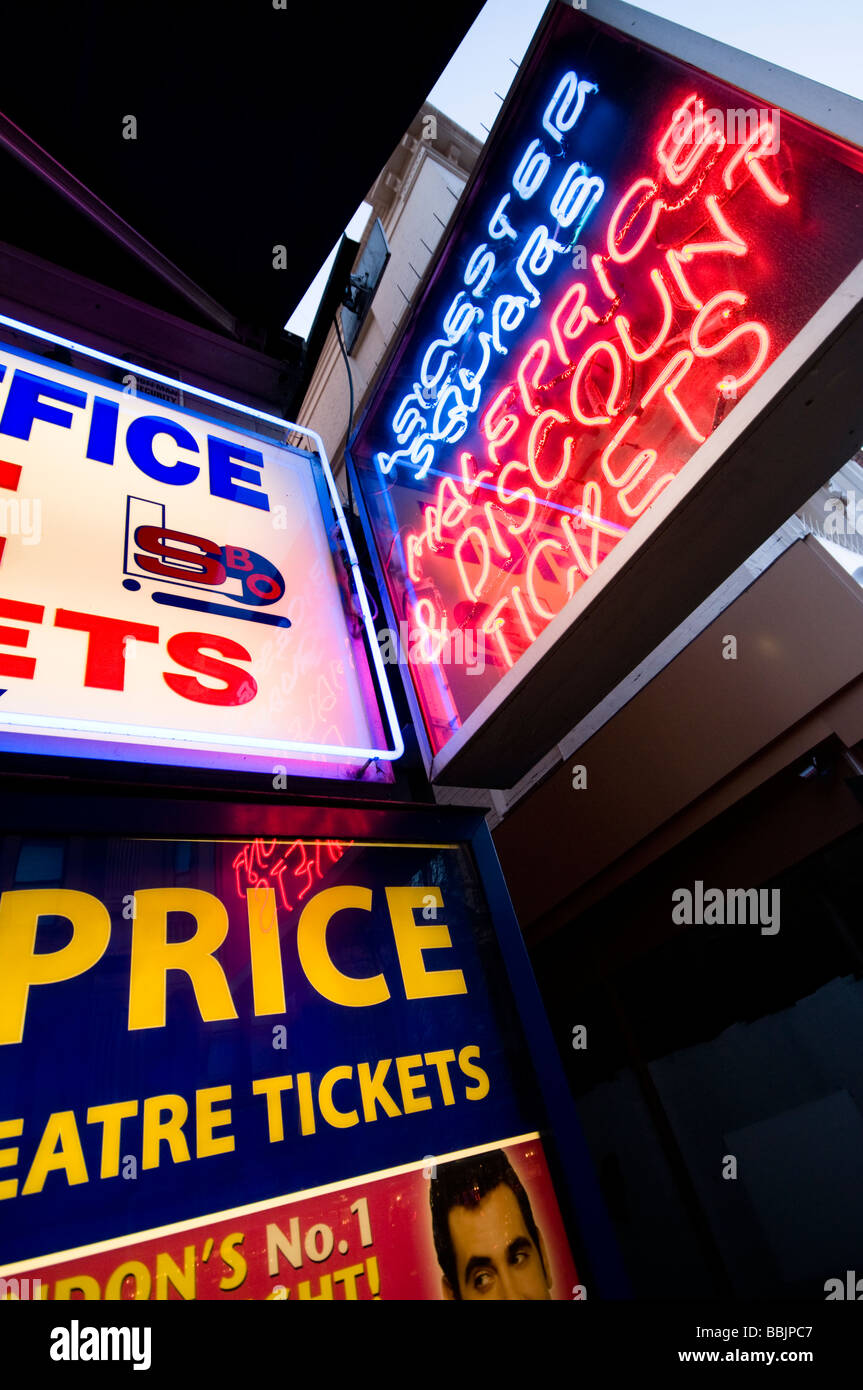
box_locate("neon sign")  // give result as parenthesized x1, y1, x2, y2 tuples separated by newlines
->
(350, 5, 863, 761)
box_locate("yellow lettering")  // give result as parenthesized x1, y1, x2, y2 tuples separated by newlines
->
(252, 1075, 293, 1143)
(142, 1094, 191, 1170)
(386, 888, 466, 1000)
(296, 887, 389, 1007)
(156, 1245, 196, 1300)
(246, 887, 285, 1015)
(196, 1085, 234, 1158)
(128, 888, 237, 1031)
(396, 1054, 432, 1114)
(22, 1110, 88, 1196)
(0, 1118, 23, 1200)
(318, 1066, 358, 1128)
(86, 1100, 138, 1178)
(459, 1045, 490, 1101)
(54, 1276, 100, 1299)
(105, 1261, 151, 1300)
(0, 890, 111, 1045)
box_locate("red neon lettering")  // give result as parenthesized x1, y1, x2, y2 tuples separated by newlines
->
(600, 413, 656, 489)
(496, 463, 537, 535)
(458, 451, 494, 498)
(664, 248, 704, 311)
(482, 595, 514, 668)
(527, 409, 574, 489)
(454, 527, 491, 602)
(615, 269, 674, 363)
(570, 340, 626, 427)
(526, 538, 565, 619)
(723, 121, 789, 204)
(606, 178, 660, 264)
(481, 385, 520, 468)
(679, 194, 748, 261)
(640, 349, 705, 443)
(690, 292, 771, 390)
(517, 339, 551, 416)
(549, 283, 600, 364)
(510, 584, 537, 642)
(656, 95, 725, 187)
(618, 463, 676, 518)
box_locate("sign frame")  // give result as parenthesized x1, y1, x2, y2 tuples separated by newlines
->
(0, 784, 629, 1299)
(0, 312, 404, 781)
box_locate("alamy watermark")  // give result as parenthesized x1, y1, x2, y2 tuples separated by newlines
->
(0, 497, 41, 546)
(823, 490, 863, 537)
(672, 881, 780, 935)
(377, 622, 485, 675)
(671, 99, 781, 154)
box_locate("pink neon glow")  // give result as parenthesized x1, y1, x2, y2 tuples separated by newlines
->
(640, 349, 705, 443)
(664, 249, 704, 311)
(549, 282, 599, 363)
(615, 269, 674, 362)
(526, 538, 564, 619)
(600, 413, 657, 488)
(722, 122, 789, 204)
(527, 409, 574, 488)
(455, 526, 491, 602)
(607, 178, 660, 263)
(690, 292, 771, 389)
(496, 462, 538, 534)
(481, 385, 520, 467)
(482, 596, 514, 667)
(656, 94, 726, 187)
(510, 584, 537, 641)
(570, 339, 625, 426)
(517, 338, 551, 415)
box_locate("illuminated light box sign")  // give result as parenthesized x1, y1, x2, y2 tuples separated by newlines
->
(349, 0, 863, 784)
(0, 321, 401, 779)
(0, 801, 603, 1300)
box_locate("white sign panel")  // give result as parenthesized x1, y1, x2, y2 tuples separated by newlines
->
(0, 329, 400, 777)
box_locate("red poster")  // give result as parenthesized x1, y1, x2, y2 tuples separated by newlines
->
(7, 1138, 579, 1302)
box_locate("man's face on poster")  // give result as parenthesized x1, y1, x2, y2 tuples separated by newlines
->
(443, 1181, 552, 1300)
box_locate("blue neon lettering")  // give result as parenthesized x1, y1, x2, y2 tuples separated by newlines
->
(207, 436, 269, 511)
(516, 226, 566, 306)
(512, 139, 550, 200)
(431, 382, 471, 444)
(419, 340, 456, 393)
(126, 415, 200, 486)
(464, 244, 496, 297)
(371, 64, 600, 483)
(490, 295, 529, 354)
(392, 393, 428, 442)
(488, 193, 518, 241)
(86, 397, 120, 465)
(442, 292, 480, 344)
(542, 72, 598, 143)
(0, 369, 86, 441)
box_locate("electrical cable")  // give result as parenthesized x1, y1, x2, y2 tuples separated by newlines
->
(333, 310, 355, 518)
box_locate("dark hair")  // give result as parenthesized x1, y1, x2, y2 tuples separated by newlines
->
(429, 1149, 546, 1297)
